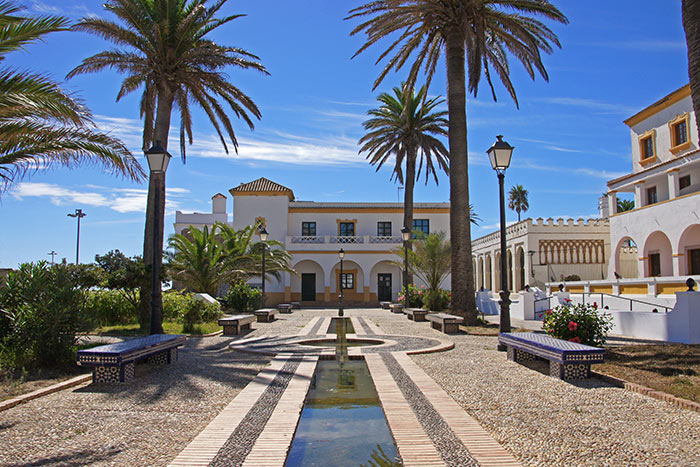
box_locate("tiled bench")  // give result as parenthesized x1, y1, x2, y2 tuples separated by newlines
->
(77, 334, 186, 383)
(277, 303, 292, 313)
(389, 303, 404, 313)
(406, 308, 429, 322)
(218, 314, 255, 336)
(380, 301, 391, 310)
(254, 308, 278, 323)
(290, 302, 301, 310)
(498, 332, 605, 380)
(426, 313, 463, 334)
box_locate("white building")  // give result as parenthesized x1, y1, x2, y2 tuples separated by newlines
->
(604, 83, 700, 295)
(174, 178, 450, 305)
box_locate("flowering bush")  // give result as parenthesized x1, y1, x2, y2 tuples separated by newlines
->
(424, 288, 451, 311)
(398, 284, 424, 308)
(542, 302, 613, 347)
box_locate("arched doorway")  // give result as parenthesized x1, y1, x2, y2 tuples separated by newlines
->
(614, 237, 639, 279)
(678, 224, 700, 275)
(643, 231, 673, 277)
(485, 254, 492, 290)
(506, 250, 513, 291)
(516, 247, 525, 291)
(291, 260, 324, 302)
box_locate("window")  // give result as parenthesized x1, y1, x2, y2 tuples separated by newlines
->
(646, 186, 657, 205)
(412, 219, 429, 236)
(302, 222, 316, 236)
(339, 222, 355, 236)
(689, 249, 700, 275)
(340, 273, 354, 290)
(679, 175, 691, 191)
(640, 136, 654, 160)
(649, 253, 661, 277)
(254, 217, 266, 231)
(377, 221, 392, 237)
(669, 113, 691, 152)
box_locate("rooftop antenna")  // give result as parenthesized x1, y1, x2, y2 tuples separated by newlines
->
(397, 185, 404, 203)
(47, 250, 57, 266)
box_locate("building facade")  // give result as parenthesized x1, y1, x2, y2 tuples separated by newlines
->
(174, 178, 450, 305)
(606, 84, 700, 285)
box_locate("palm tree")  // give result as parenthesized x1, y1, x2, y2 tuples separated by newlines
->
(360, 83, 449, 234)
(683, 0, 700, 140)
(508, 184, 529, 221)
(348, 0, 567, 324)
(0, 2, 144, 193)
(68, 0, 268, 332)
(616, 199, 634, 212)
(468, 203, 480, 225)
(394, 231, 450, 310)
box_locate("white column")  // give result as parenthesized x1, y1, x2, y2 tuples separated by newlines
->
(673, 252, 684, 276)
(634, 181, 645, 208)
(607, 191, 618, 215)
(667, 169, 680, 200)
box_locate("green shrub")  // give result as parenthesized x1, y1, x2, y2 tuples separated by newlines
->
(424, 288, 451, 311)
(542, 302, 613, 347)
(221, 281, 262, 313)
(163, 291, 222, 333)
(564, 274, 581, 282)
(398, 284, 424, 308)
(84, 289, 138, 327)
(0, 262, 89, 371)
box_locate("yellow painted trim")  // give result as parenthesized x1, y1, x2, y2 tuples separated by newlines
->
(673, 253, 685, 257)
(620, 284, 648, 294)
(668, 112, 691, 153)
(638, 257, 648, 261)
(610, 190, 700, 217)
(336, 218, 358, 236)
(638, 129, 657, 166)
(657, 283, 688, 295)
(229, 190, 294, 200)
(254, 216, 266, 230)
(590, 285, 613, 294)
(624, 84, 691, 127)
(284, 286, 291, 302)
(666, 168, 681, 173)
(288, 250, 396, 255)
(289, 207, 450, 213)
(324, 286, 330, 301)
(335, 268, 357, 293)
(567, 286, 585, 293)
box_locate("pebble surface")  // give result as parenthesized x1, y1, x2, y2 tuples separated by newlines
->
(1, 308, 699, 467)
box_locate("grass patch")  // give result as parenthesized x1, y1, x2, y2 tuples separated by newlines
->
(1, 365, 89, 403)
(94, 320, 220, 336)
(596, 344, 700, 403)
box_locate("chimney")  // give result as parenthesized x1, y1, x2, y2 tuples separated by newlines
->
(212, 193, 227, 214)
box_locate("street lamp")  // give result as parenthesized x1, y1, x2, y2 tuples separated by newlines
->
(258, 227, 269, 308)
(67, 209, 86, 264)
(145, 140, 172, 335)
(401, 226, 411, 303)
(487, 135, 514, 350)
(47, 250, 57, 266)
(338, 248, 345, 317)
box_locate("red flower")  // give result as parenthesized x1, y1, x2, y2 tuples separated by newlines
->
(568, 321, 578, 331)
(546, 309, 552, 316)
(569, 337, 581, 343)
(592, 302, 598, 309)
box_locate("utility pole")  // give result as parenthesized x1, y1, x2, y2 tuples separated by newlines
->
(47, 250, 57, 265)
(67, 209, 86, 265)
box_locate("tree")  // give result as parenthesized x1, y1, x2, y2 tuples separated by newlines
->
(683, 0, 700, 140)
(508, 184, 529, 222)
(94, 250, 146, 317)
(69, 0, 268, 332)
(348, 0, 567, 324)
(394, 232, 451, 296)
(0, 2, 144, 193)
(360, 83, 449, 235)
(467, 203, 480, 225)
(616, 199, 634, 212)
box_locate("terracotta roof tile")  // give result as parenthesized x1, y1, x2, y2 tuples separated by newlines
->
(230, 177, 294, 200)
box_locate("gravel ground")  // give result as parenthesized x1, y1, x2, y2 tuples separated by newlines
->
(1, 308, 699, 467)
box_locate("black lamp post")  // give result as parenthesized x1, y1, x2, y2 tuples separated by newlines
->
(67, 208, 86, 264)
(401, 226, 411, 303)
(145, 140, 171, 335)
(338, 248, 345, 317)
(259, 227, 269, 308)
(487, 135, 514, 350)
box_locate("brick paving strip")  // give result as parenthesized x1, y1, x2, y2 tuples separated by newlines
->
(299, 316, 322, 336)
(355, 316, 375, 335)
(168, 354, 316, 467)
(0, 373, 92, 413)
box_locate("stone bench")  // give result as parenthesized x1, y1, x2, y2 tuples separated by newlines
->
(380, 301, 391, 310)
(426, 313, 463, 334)
(389, 303, 404, 313)
(290, 302, 301, 310)
(277, 303, 293, 313)
(254, 308, 278, 322)
(406, 308, 429, 322)
(218, 314, 255, 336)
(77, 334, 186, 383)
(498, 332, 605, 380)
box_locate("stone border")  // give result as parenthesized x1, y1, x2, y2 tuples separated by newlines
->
(0, 374, 92, 413)
(592, 370, 700, 414)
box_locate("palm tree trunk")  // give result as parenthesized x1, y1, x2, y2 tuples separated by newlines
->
(403, 148, 416, 289)
(683, 0, 700, 140)
(139, 86, 174, 333)
(445, 31, 477, 325)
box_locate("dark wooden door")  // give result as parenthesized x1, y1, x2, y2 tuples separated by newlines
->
(377, 274, 392, 301)
(301, 274, 316, 301)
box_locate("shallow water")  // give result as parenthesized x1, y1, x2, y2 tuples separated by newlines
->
(285, 359, 400, 467)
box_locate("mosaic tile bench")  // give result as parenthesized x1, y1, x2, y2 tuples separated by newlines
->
(254, 308, 278, 322)
(77, 334, 186, 383)
(426, 313, 463, 334)
(379, 301, 391, 310)
(218, 314, 255, 335)
(498, 332, 605, 380)
(405, 308, 429, 322)
(277, 303, 293, 313)
(389, 303, 404, 313)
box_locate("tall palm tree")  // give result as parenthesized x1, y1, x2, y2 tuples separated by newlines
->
(348, 0, 567, 324)
(0, 1, 144, 193)
(360, 83, 449, 234)
(68, 0, 268, 332)
(683, 0, 700, 140)
(616, 198, 634, 212)
(508, 184, 529, 221)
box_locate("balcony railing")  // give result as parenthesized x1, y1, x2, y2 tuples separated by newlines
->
(289, 235, 403, 245)
(330, 236, 364, 244)
(291, 236, 324, 243)
(369, 235, 402, 244)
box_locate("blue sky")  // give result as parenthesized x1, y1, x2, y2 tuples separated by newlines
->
(0, 0, 691, 267)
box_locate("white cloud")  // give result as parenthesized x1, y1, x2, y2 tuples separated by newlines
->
(545, 145, 584, 154)
(586, 40, 686, 52)
(530, 97, 637, 114)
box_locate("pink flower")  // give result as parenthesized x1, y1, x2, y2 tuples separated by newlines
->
(569, 337, 581, 343)
(568, 321, 578, 331)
